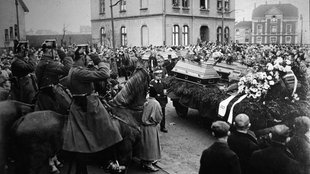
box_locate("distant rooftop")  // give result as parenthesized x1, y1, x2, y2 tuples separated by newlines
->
(236, 21, 252, 28)
(252, 3, 298, 18)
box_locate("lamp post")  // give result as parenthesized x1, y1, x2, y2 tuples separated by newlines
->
(300, 14, 303, 46)
(15, 0, 20, 40)
(110, 0, 123, 50)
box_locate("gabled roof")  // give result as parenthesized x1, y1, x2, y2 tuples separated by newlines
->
(19, 0, 29, 12)
(252, 3, 298, 18)
(235, 21, 252, 29)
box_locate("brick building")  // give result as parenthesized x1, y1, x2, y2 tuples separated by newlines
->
(252, 3, 298, 44)
(91, 0, 235, 47)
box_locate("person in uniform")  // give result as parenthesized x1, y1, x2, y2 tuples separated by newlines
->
(199, 121, 241, 174)
(35, 41, 73, 112)
(149, 68, 168, 133)
(228, 114, 260, 174)
(62, 47, 123, 153)
(10, 41, 37, 104)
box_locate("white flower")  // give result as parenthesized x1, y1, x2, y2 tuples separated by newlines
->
(278, 65, 285, 72)
(252, 79, 258, 85)
(267, 63, 274, 71)
(275, 57, 283, 64)
(267, 76, 272, 80)
(269, 80, 275, 85)
(250, 87, 258, 93)
(286, 60, 291, 65)
(284, 66, 291, 72)
(256, 91, 262, 97)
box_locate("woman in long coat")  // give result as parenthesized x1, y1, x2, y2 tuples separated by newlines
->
(137, 86, 162, 172)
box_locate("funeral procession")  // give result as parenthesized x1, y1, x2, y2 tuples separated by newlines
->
(1, 0, 310, 174)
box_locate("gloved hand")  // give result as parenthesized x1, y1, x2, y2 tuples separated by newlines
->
(89, 53, 101, 65)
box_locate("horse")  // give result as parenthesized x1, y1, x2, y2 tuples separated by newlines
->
(10, 67, 150, 174)
(120, 53, 139, 80)
(0, 100, 34, 174)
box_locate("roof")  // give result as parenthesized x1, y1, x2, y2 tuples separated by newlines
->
(19, 0, 29, 12)
(252, 3, 298, 18)
(235, 21, 252, 29)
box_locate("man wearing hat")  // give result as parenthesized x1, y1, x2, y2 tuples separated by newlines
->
(250, 124, 302, 174)
(10, 41, 37, 104)
(149, 67, 168, 133)
(228, 114, 260, 174)
(199, 121, 241, 174)
(34, 41, 73, 112)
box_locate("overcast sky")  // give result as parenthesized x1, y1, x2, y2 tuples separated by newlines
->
(24, 0, 309, 33)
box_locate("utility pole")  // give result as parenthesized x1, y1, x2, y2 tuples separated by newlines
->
(110, 0, 123, 50)
(15, 0, 20, 40)
(300, 14, 303, 46)
(221, 0, 224, 45)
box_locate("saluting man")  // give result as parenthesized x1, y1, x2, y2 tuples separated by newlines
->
(149, 68, 168, 133)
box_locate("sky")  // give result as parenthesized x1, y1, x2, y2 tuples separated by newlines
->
(23, 0, 309, 33)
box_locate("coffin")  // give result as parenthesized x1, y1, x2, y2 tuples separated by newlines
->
(172, 60, 221, 85)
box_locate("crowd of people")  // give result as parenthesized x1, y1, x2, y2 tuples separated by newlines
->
(0, 41, 310, 173)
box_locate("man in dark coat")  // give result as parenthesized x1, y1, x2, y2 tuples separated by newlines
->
(10, 42, 37, 104)
(35, 43, 73, 112)
(149, 68, 168, 133)
(199, 121, 241, 174)
(287, 116, 310, 174)
(228, 113, 260, 174)
(250, 124, 302, 174)
(62, 47, 122, 153)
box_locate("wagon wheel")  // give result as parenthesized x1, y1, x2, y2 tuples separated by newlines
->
(172, 100, 188, 118)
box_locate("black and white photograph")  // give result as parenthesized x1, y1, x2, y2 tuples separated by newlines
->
(0, 0, 310, 173)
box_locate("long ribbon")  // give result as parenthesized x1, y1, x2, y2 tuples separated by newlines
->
(228, 94, 247, 124)
(218, 93, 238, 117)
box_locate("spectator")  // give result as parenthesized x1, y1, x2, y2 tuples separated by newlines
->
(0, 73, 11, 101)
(287, 116, 310, 174)
(228, 113, 260, 174)
(137, 86, 162, 172)
(250, 124, 302, 174)
(199, 121, 241, 174)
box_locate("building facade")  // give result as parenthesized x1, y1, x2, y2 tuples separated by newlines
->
(235, 21, 252, 44)
(252, 3, 298, 44)
(91, 0, 235, 47)
(0, 0, 29, 49)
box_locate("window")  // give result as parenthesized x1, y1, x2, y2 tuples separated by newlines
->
(286, 24, 292, 34)
(99, 0, 105, 14)
(100, 27, 106, 46)
(270, 36, 277, 43)
(120, 26, 127, 46)
(245, 28, 250, 34)
(224, 0, 230, 11)
(120, 0, 126, 11)
(200, 0, 209, 9)
(140, 0, 148, 9)
(172, 25, 180, 46)
(224, 27, 230, 43)
(9, 27, 13, 40)
(257, 24, 262, 34)
(217, 26, 222, 43)
(245, 37, 250, 43)
(14, 24, 18, 37)
(236, 29, 240, 36)
(182, 0, 189, 8)
(217, 0, 223, 11)
(172, 0, 179, 7)
(182, 25, 189, 45)
(4, 29, 9, 42)
(141, 25, 149, 46)
(271, 26, 277, 33)
(285, 36, 291, 43)
(256, 36, 262, 43)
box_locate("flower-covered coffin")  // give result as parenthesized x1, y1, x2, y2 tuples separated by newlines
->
(172, 60, 221, 85)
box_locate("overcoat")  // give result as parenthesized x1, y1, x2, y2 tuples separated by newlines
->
(62, 62, 123, 153)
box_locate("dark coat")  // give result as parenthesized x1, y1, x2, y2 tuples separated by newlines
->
(199, 141, 241, 174)
(287, 134, 310, 174)
(228, 130, 260, 174)
(10, 55, 37, 104)
(62, 62, 123, 153)
(250, 142, 302, 174)
(35, 55, 73, 112)
(149, 79, 168, 107)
